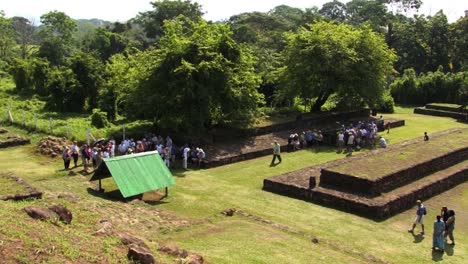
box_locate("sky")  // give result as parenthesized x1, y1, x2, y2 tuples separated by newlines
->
(1, 0, 467, 23)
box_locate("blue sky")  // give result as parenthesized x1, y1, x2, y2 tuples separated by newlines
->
(2, 0, 467, 23)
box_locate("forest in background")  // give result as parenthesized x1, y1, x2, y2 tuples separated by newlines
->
(0, 0, 466, 136)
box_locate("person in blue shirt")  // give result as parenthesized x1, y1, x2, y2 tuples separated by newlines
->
(408, 200, 426, 235)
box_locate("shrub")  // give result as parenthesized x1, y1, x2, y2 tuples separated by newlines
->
(376, 92, 395, 113)
(90, 108, 109, 128)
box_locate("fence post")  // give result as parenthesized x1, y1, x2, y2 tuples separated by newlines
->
(86, 128, 90, 145)
(123, 124, 125, 141)
(22, 111, 25, 126)
(34, 114, 38, 131)
(66, 122, 70, 139)
(49, 118, 53, 133)
(7, 106, 14, 124)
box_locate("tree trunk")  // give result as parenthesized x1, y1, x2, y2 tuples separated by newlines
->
(311, 90, 332, 112)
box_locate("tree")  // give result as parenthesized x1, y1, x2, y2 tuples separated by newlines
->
(0, 11, 16, 61)
(426, 11, 450, 72)
(136, 0, 203, 40)
(11, 16, 36, 59)
(38, 11, 77, 65)
(69, 52, 105, 111)
(319, 0, 347, 22)
(128, 17, 263, 133)
(450, 16, 468, 71)
(279, 21, 396, 111)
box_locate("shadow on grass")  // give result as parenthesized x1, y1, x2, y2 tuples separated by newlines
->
(431, 250, 444, 262)
(86, 187, 141, 202)
(444, 243, 454, 256)
(411, 232, 424, 243)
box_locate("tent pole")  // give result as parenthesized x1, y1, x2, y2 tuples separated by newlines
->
(165, 187, 168, 198)
(99, 179, 102, 192)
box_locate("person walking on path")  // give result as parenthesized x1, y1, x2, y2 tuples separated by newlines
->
(432, 215, 445, 251)
(62, 146, 71, 170)
(444, 210, 456, 245)
(271, 141, 282, 166)
(424, 132, 429, 141)
(70, 141, 80, 167)
(408, 200, 426, 235)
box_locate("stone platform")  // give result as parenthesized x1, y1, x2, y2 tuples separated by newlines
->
(263, 128, 468, 219)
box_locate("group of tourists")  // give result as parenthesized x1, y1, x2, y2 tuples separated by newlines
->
(408, 200, 456, 252)
(287, 129, 324, 151)
(61, 133, 207, 171)
(336, 120, 383, 154)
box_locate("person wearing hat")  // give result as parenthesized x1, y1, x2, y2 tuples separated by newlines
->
(408, 200, 426, 235)
(271, 140, 282, 166)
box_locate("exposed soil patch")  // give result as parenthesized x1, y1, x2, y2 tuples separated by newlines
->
(36, 136, 72, 158)
(0, 134, 30, 148)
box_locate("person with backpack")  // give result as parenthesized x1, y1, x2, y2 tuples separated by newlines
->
(408, 200, 426, 235)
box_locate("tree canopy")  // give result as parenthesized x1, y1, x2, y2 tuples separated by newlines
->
(279, 21, 396, 111)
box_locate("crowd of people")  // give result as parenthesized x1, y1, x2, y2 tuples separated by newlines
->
(61, 133, 206, 171)
(287, 129, 324, 151)
(408, 200, 456, 252)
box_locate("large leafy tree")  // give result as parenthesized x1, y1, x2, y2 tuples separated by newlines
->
(279, 21, 396, 111)
(0, 11, 16, 61)
(128, 17, 263, 133)
(136, 0, 203, 40)
(450, 16, 468, 71)
(38, 11, 77, 65)
(11, 16, 36, 59)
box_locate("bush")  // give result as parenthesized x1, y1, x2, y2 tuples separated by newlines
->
(376, 92, 395, 113)
(90, 108, 109, 128)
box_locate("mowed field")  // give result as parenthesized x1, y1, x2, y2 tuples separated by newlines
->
(0, 106, 467, 263)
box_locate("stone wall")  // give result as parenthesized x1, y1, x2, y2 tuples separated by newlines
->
(320, 146, 468, 196)
(264, 167, 468, 219)
(414, 107, 467, 120)
(0, 137, 31, 148)
(426, 104, 468, 114)
(212, 109, 371, 141)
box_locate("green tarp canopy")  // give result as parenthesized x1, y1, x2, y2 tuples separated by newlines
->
(90, 151, 175, 198)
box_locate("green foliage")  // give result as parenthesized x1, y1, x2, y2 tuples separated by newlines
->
(0, 11, 16, 61)
(449, 16, 468, 71)
(90, 108, 109, 128)
(38, 11, 77, 65)
(279, 21, 396, 111)
(127, 17, 263, 133)
(376, 91, 395, 113)
(9, 58, 34, 91)
(391, 68, 467, 105)
(136, 0, 203, 39)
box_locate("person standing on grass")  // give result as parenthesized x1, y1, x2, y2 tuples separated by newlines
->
(444, 210, 455, 246)
(408, 200, 426, 235)
(62, 146, 71, 170)
(271, 140, 282, 165)
(183, 145, 190, 170)
(432, 215, 445, 251)
(424, 132, 429, 141)
(70, 141, 80, 167)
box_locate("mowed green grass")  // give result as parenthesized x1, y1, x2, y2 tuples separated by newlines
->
(327, 128, 468, 179)
(0, 107, 467, 263)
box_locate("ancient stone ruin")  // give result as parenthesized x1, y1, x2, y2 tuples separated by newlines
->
(263, 128, 468, 219)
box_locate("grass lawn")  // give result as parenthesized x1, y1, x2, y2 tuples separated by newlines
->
(326, 128, 468, 179)
(0, 107, 466, 263)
